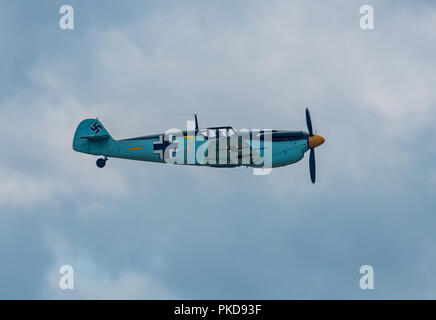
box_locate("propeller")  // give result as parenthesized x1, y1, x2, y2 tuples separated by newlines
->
(306, 108, 325, 184)
(309, 149, 315, 183)
(306, 108, 313, 137)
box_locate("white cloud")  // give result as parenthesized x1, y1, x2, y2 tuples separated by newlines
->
(0, 167, 58, 207)
(41, 228, 176, 299)
(44, 263, 175, 299)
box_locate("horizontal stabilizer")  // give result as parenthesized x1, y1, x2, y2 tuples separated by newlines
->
(80, 134, 109, 141)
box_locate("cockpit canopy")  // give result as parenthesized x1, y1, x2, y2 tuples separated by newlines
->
(198, 126, 236, 138)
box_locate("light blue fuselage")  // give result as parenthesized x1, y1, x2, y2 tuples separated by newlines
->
(73, 119, 309, 168)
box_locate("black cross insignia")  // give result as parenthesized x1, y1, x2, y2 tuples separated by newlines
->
(153, 135, 178, 159)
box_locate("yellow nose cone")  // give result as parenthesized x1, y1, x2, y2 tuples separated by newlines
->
(308, 134, 325, 149)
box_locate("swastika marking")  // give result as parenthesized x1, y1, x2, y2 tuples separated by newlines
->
(90, 122, 102, 134)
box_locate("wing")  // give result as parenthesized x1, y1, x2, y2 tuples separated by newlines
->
(205, 135, 263, 164)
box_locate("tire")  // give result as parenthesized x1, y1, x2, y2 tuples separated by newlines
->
(96, 158, 106, 168)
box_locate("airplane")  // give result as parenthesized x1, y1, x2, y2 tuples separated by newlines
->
(72, 109, 325, 183)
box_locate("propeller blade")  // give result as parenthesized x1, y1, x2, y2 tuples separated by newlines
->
(306, 108, 313, 136)
(309, 148, 316, 183)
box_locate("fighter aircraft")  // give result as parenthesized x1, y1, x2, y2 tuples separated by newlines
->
(72, 109, 325, 183)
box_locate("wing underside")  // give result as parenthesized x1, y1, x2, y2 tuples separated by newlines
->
(205, 136, 263, 164)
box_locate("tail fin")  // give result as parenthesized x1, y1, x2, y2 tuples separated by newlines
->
(73, 119, 114, 154)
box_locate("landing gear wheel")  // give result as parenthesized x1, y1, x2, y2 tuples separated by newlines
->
(96, 157, 107, 168)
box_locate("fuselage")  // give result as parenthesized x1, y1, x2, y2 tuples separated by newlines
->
(111, 130, 309, 168)
(73, 119, 310, 168)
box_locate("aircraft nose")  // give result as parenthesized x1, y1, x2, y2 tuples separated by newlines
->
(308, 134, 325, 149)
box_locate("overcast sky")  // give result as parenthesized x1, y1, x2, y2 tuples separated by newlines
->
(0, 0, 435, 299)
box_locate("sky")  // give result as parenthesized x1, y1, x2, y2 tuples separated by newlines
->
(0, 0, 435, 299)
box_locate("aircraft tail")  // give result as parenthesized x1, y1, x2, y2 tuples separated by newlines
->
(73, 119, 114, 155)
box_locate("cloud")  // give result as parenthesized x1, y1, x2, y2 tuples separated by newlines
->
(0, 167, 58, 207)
(43, 258, 176, 299)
